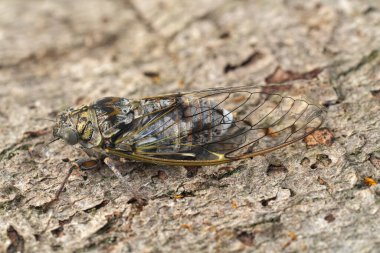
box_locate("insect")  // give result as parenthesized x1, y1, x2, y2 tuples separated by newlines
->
(51, 85, 325, 204)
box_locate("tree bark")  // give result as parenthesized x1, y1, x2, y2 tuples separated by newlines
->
(1, 0, 379, 252)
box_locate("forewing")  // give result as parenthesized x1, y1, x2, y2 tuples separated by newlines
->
(186, 86, 325, 159)
(108, 86, 326, 164)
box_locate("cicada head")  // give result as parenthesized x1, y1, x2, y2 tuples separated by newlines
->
(53, 105, 103, 148)
(53, 108, 80, 146)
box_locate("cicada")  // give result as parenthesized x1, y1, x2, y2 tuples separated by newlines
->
(51, 85, 325, 203)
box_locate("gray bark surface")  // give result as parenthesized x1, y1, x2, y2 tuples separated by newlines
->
(1, 0, 379, 252)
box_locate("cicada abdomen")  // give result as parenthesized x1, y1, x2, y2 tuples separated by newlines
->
(119, 96, 237, 158)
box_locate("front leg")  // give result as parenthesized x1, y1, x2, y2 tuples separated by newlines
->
(45, 156, 146, 211)
(56, 157, 101, 194)
(68, 155, 147, 205)
(43, 158, 97, 212)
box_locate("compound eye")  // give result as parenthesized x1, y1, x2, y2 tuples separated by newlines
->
(62, 128, 79, 145)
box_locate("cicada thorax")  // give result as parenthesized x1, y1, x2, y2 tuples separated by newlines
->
(92, 97, 134, 139)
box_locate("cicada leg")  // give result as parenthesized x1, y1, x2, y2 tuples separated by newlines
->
(43, 158, 102, 212)
(75, 157, 102, 170)
(104, 157, 148, 206)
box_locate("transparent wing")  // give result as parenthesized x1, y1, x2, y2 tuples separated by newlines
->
(108, 85, 326, 165)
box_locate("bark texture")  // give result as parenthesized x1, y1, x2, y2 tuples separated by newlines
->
(1, 0, 379, 252)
